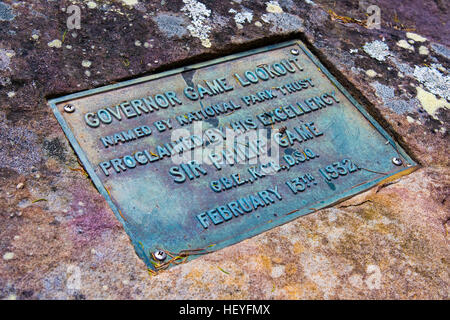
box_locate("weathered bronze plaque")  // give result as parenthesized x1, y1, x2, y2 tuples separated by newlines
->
(49, 40, 417, 271)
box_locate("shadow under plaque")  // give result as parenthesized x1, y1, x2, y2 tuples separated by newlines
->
(48, 40, 418, 271)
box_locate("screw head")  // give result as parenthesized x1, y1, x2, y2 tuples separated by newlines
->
(153, 250, 167, 261)
(290, 48, 300, 55)
(64, 104, 75, 113)
(392, 157, 403, 166)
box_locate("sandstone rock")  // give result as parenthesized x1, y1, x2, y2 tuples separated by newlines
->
(0, 0, 448, 299)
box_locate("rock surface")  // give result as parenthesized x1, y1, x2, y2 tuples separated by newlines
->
(0, 0, 448, 299)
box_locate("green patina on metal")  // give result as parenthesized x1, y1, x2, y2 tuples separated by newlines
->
(48, 40, 418, 271)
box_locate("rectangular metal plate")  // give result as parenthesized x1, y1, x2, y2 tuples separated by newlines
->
(49, 40, 417, 271)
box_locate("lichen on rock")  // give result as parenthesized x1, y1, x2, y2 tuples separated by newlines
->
(0, 48, 15, 71)
(431, 43, 450, 60)
(181, 0, 212, 48)
(229, 7, 253, 26)
(413, 65, 450, 101)
(261, 12, 304, 33)
(371, 81, 419, 114)
(0, 1, 15, 21)
(153, 13, 188, 38)
(363, 40, 390, 62)
(415, 86, 450, 120)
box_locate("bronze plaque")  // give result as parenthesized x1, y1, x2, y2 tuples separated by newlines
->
(49, 40, 417, 271)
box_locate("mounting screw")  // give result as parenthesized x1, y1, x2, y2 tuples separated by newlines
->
(392, 157, 403, 166)
(64, 104, 75, 113)
(153, 250, 167, 261)
(290, 48, 300, 55)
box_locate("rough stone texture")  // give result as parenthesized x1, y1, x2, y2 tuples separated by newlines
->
(0, 0, 448, 299)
